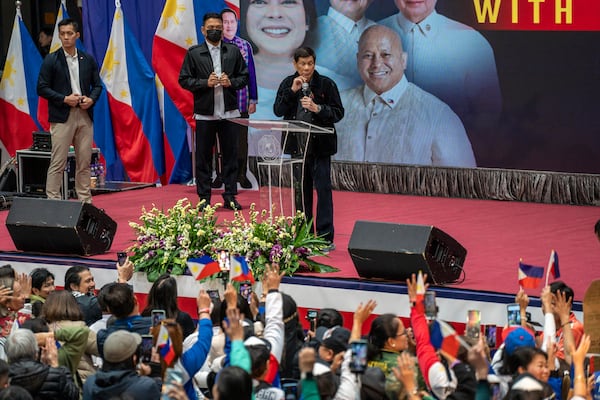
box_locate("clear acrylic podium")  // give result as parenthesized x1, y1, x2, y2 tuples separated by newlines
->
(230, 119, 334, 216)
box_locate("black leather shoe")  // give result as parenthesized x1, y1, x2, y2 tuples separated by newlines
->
(223, 197, 242, 211)
(238, 176, 252, 189)
(211, 176, 223, 188)
(199, 197, 211, 211)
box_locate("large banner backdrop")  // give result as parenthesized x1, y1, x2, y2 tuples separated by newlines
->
(84, 0, 600, 176)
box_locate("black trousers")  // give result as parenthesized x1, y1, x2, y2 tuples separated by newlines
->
(196, 119, 238, 201)
(295, 155, 334, 243)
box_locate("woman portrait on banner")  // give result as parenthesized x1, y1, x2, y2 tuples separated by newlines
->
(240, 0, 352, 156)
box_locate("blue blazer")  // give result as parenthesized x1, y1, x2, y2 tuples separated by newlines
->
(37, 49, 103, 123)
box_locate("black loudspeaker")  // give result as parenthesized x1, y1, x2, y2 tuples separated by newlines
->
(6, 197, 117, 256)
(348, 221, 467, 285)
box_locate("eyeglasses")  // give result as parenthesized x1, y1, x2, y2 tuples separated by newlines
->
(396, 331, 408, 338)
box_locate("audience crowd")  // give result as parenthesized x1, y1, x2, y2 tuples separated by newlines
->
(0, 259, 592, 400)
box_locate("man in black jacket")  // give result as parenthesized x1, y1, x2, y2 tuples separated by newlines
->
(179, 12, 249, 211)
(273, 47, 344, 249)
(37, 18, 102, 204)
(7, 328, 78, 400)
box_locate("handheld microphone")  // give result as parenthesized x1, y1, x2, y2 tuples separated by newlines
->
(301, 82, 311, 112)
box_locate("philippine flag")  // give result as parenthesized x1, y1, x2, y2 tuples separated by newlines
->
(429, 319, 468, 359)
(100, 5, 165, 183)
(518, 261, 544, 289)
(187, 255, 221, 281)
(546, 249, 560, 284)
(0, 7, 42, 157)
(152, 0, 198, 130)
(156, 323, 176, 365)
(156, 76, 192, 184)
(230, 255, 255, 283)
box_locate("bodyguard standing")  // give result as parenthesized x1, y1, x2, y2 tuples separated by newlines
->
(179, 12, 249, 210)
(37, 18, 102, 203)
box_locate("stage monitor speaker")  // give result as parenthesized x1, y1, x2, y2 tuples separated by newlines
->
(6, 197, 117, 256)
(348, 221, 467, 285)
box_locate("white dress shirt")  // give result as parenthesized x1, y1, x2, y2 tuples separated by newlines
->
(379, 11, 502, 129)
(195, 42, 240, 121)
(64, 49, 82, 96)
(334, 75, 476, 167)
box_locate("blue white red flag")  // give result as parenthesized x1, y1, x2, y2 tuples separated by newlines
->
(0, 5, 42, 156)
(187, 255, 221, 281)
(230, 255, 255, 283)
(100, 5, 165, 183)
(429, 319, 468, 359)
(518, 261, 544, 289)
(545, 249, 560, 285)
(156, 323, 176, 365)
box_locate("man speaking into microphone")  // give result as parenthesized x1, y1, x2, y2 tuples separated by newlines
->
(274, 47, 344, 252)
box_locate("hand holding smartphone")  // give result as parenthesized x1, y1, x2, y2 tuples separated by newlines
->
(140, 334, 153, 363)
(306, 309, 318, 332)
(349, 339, 368, 374)
(425, 291, 437, 319)
(117, 252, 127, 266)
(466, 309, 481, 340)
(507, 303, 521, 326)
(152, 309, 166, 327)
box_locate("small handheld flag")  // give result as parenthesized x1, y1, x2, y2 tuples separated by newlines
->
(544, 250, 560, 286)
(518, 260, 544, 289)
(187, 255, 221, 280)
(230, 255, 255, 283)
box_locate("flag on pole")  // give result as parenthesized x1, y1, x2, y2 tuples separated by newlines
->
(0, 5, 42, 156)
(545, 250, 560, 286)
(416, 270, 426, 302)
(187, 255, 221, 280)
(230, 255, 255, 283)
(152, 0, 198, 130)
(155, 76, 192, 184)
(156, 323, 176, 365)
(518, 261, 544, 289)
(100, 4, 165, 183)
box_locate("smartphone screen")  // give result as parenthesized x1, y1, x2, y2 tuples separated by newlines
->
(507, 303, 521, 326)
(305, 309, 318, 332)
(152, 309, 166, 327)
(161, 368, 184, 400)
(424, 291, 437, 318)
(466, 309, 481, 339)
(282, 382, 298, 400)
(140, 334, 153, 363)
(485, 325, 497, 348)
(238, 282, 252, 304)
(207, 289, 220, 302)
(117, 252, 127, 266)
(350, 340, 368, 374)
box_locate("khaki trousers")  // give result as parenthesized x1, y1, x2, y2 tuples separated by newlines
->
(46, 107, 93, 203)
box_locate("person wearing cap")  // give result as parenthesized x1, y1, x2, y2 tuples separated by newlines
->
(317, 325, 350, 371)
(82, 330, 160, 400)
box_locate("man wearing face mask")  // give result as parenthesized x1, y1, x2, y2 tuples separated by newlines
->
(179, 13, 249, 211)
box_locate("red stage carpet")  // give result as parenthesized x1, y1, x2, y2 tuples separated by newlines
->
(1, 185, 598, 301)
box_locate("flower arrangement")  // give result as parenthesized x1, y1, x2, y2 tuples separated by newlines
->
(128, 199, 338, 282)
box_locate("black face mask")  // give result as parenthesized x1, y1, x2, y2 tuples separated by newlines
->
(206, 29, 222, 43)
